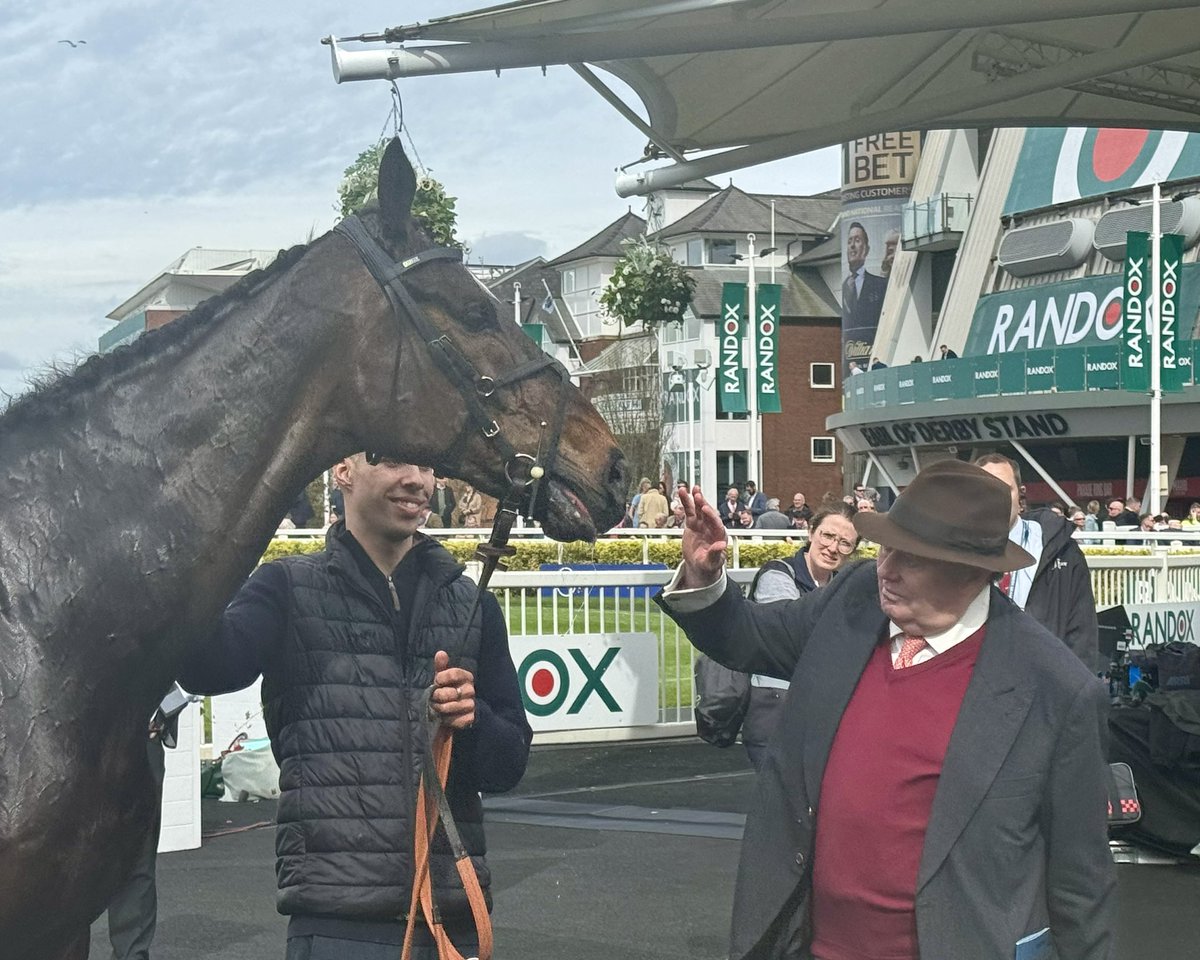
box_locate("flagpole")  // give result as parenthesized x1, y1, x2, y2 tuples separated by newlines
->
(1150, 182, 1163, 515)
(746, 233, 759, 491)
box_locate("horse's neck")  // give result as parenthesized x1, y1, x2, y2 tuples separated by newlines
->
(2, 239, 347, 664)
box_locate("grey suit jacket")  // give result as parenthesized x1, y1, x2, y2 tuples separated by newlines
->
(657, 561, 1115, 960)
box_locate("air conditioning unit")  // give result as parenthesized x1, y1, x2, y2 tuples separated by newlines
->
(666, 351, 686, 371)
(1094, 196, 1200, 260)
(997, 219, 1094, 278)
(693, 348, 713, 369)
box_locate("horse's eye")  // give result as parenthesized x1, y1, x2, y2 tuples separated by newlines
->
(463, 300, 495, 328)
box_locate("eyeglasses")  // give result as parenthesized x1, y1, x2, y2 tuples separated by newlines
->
(815, 528, 858, 555)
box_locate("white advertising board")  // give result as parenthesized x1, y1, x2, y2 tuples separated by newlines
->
(1122, 601, 1200, 648)
(159, 701, 201, 853)
(510, 633, 658, 732)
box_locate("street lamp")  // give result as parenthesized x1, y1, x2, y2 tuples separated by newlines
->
(668, 349, 712, 488)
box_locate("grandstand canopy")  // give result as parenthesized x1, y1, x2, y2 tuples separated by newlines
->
(327, 0, 1200, 194)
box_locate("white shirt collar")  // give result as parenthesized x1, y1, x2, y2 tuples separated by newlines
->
(889, 583, 991, 655)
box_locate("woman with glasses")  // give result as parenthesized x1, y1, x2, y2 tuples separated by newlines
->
(740, 504, 859, 769)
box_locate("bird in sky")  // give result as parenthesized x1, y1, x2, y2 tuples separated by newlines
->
(58, 40, 87, 47)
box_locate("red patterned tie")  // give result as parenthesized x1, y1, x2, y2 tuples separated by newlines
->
(896, 635, 928, 669)
(998, 572, 1012, 597)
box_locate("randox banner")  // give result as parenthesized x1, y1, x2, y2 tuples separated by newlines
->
(1161, 232, 1185, 392)
(755, 283, 782, 413)
(1123, 232, 1149, 393)
(719, 282, 748, 413)
(511, 633, 658, 732)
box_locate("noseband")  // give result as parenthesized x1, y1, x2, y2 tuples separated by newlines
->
(334, 215, 572, 515)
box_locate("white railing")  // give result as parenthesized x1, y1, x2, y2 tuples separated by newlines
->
(207, 542, 1200, 745)
(484, 553, 1200, 725)
(263, 530, 1200, 726)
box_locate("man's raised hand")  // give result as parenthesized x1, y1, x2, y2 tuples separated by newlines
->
(679, 485, 727, 588)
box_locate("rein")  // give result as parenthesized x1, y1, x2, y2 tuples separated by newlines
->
(335, 215, 561, 960)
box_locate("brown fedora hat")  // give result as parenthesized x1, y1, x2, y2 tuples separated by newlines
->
(853, 459, 1034, 572)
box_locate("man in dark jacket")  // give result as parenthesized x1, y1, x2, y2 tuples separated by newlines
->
(181, 456, 532, 958)
(659, 462, 1114, 960)
(430, 474, 457, 526)
(975, 453, 1100, 672)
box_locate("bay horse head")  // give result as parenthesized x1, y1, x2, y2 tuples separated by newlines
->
(322, 138, 627, 539)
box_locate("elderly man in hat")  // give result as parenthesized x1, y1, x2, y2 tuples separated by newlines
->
(657, 460, 1114, 960)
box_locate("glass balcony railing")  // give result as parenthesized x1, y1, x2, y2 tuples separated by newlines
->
(902, 194, 975, 245)
(842, 342, 1197, 412)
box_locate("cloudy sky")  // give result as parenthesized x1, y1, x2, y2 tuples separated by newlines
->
(0, 1, 838, 399)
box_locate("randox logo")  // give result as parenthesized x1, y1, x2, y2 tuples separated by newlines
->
(1129, 608, 1196, 646)
(518, 647, 621, 717)
(986, 286, 1124, 354)
(721, 302, 742, 394)
(757, 303, 777, 396)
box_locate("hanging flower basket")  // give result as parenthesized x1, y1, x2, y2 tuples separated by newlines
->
(599, 236, 697, 331)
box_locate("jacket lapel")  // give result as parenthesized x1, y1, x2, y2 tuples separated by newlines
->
(802, 566, 887, 804)
(917, 595, 1035, 890)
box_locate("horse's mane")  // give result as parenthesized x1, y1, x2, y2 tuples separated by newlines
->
(2, 240, 316, 431)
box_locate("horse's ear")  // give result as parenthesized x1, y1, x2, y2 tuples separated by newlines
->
(378, 137, 417, 239)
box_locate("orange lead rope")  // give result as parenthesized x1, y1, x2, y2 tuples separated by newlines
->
(402, 473, 534, 960)
(402, 721, 493, 960)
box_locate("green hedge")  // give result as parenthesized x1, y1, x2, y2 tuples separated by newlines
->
(260, 536, 801, 569)
(259, 536, 1196, 570)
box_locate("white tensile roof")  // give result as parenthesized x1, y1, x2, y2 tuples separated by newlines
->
(328, 0, 1200, 194)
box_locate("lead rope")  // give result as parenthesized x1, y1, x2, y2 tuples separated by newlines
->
(401, 472, 536, 960)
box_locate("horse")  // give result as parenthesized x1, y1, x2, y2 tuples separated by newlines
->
(0, 139, 629, 960)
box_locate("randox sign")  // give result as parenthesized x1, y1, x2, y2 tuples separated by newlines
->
(718, 283, 748, 414)
(1123, 602, 1200, 648)
(1123, 232, 1186, 393)
(1162, 232, 1185, 392)
(755, 283, 782, 413)
(510, 633, 658, 732)
(859, 412, 1070, 450)
(963, 264, 1200, 358)
(1123, 231, 1149, 392)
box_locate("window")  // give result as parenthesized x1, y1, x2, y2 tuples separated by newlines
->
(810, 363, 835, 389)
(708, 239, 738, 265)
(562, 269, 575, 294)
(811, 437, 836, 462)
(661, 312, 702, 344)
(716, 450, 748, 488)
(686, 238, 703, 266)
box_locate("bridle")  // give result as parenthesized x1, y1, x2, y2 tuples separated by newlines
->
(334, 214, 572, 524)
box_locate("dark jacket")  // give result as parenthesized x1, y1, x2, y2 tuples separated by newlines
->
(430, 483, 457, 526)
(1023, 508, 1100, 672)
(657, 563, 1115, 960)
(749, 551, 818, 604)
(181, 525, 532, 923)
(719, 497, 744, 528)
(741, 552, 819, 758)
